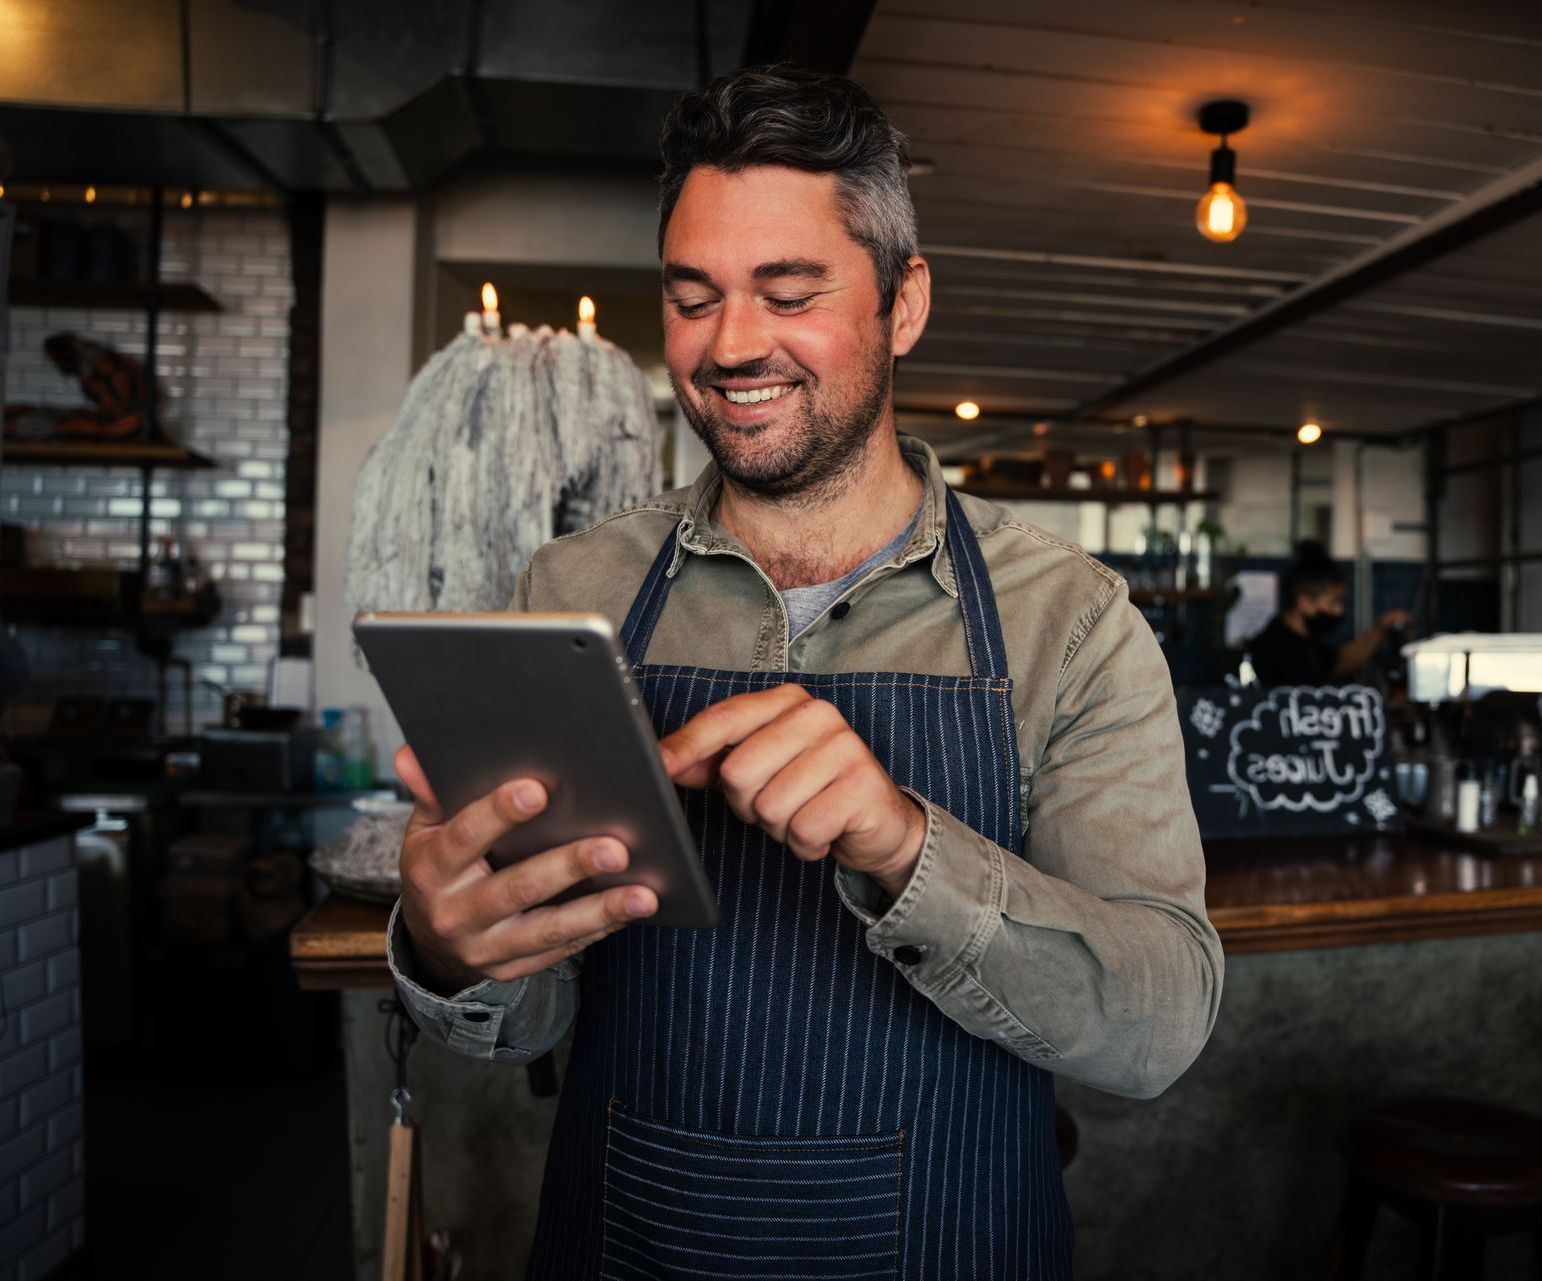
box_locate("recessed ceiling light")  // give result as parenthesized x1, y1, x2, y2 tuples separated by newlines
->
(954, 400, 980, 420)
(1298, 421, 1323, 445)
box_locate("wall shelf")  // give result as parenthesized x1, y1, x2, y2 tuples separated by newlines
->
(957, 482, 1218, 505)
(1, 440, 218, 470)
(1129, 587, 1222, 607)
(0, 568, 220, 630)
(7, 280, 222, 313)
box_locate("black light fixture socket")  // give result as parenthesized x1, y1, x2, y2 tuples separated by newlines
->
(1199, 99, 1250, 137)
(1208, 142, 1237, 186)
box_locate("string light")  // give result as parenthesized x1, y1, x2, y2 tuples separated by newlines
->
(1298, 421, 1323, 445)
(954, 401, 980, 420)
(84, 185, 97, 204)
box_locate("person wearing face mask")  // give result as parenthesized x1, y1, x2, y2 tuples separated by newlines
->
(1248, 540, 1411, 686)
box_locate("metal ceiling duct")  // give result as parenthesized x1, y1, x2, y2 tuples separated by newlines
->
(0, 0, 773, 192)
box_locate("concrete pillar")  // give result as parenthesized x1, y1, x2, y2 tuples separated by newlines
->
(313, 198, 422, 777)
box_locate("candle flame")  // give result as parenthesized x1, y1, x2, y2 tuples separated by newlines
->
(481, 282, 498, 311)
(578, 296, 596, 324)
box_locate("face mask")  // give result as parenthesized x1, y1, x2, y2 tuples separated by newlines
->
(1305, 610, 1339, 638)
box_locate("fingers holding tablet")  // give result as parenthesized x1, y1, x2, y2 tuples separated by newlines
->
(394, 748, 658, 992)
(461, 880, 659, 983)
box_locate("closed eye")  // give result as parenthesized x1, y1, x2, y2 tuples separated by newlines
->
(767, 295, 815, 313)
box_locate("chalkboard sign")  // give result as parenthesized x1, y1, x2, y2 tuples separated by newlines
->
(1178, 685, 1403, 840)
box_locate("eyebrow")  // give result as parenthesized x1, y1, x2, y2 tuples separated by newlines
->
(662, 259, 832, 289)
(753, 258, 830, 282)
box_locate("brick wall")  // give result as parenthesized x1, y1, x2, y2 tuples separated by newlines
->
(0, 834, 83, 1280)
(2, 205, 292, 730)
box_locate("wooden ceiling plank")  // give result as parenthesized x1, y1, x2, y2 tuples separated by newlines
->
(884, 96, 1519, 177)
(1068, 153, 1542, 416)
(936, 283, 1251, 317)
(869, 4, 1542, 95)
(855, 58, 1542, 156)
(920, 242, 1308, 282)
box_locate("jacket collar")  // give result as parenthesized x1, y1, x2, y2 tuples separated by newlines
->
(670, 434, 959, 598)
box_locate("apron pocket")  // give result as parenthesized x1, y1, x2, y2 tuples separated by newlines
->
(600, 1102, 904, 1281)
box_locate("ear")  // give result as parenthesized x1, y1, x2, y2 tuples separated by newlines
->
(888, 255, 931, 358)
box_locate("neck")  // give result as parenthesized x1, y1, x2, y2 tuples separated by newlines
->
(716, 431, 925, 590)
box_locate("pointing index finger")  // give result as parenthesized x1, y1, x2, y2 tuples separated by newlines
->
(661, 684, 811, 788)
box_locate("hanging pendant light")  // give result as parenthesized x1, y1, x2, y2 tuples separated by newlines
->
(1196, 100, 1250, 244)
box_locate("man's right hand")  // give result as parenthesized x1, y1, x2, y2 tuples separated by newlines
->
(394, 745, 658, 994)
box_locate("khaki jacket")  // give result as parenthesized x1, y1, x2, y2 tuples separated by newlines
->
(390, 436, 1223, 1098)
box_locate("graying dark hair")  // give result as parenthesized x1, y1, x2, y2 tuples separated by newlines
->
(658, 66, 918, 315)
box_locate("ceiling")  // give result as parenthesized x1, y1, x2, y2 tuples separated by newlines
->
(2, 0, 1540, 443)
(857, 0, 1542, 439)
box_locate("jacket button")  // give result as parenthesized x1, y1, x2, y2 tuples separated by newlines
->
(893, 944, 924, 966)
(831, 601, 852, 619)
(462, 1010, 491, 1023)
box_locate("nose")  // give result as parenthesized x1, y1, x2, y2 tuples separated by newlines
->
(709, 295, 774, 372)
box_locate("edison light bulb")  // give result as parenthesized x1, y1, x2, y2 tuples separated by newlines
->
(954, 401, 980, 420)
(1297, 421, 1323, 445)
(1197, 182, 1247, 243)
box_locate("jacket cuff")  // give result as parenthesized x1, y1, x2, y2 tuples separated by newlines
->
(387, 898, 532, 1059)
(834, 791, 1006, 984)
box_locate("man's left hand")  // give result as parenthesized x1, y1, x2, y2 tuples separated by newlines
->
(659, 684, 926, 898)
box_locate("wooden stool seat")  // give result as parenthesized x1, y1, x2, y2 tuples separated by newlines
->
(1342, 1097, 1542, 1210)
(1325, 1096, 1542, 1280)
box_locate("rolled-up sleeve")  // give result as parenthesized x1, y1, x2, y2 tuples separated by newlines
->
(387, 899, 580, 1063)
(838, 585, 1223, 1098)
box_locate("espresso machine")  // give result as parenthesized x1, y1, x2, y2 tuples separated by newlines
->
(1399, 633, 1542, 843)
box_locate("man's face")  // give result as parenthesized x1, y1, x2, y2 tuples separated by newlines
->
(661, 165, 911, 499)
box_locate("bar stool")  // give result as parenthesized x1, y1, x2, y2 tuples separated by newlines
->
(1323, 1096, 1542, 1280)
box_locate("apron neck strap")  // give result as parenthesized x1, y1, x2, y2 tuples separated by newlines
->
(619, 527, 679, 668)
(942, 487, 1010, 680)
(620, 487, 1009, 681)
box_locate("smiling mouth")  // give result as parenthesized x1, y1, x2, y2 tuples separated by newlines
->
(715, 383, 798, 405)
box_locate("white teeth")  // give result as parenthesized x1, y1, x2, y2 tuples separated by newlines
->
(724, 384, 793, 405)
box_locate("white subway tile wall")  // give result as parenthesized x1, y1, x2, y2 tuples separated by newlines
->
(0, 835, 84, 1280)
(2, 208, 291, 730)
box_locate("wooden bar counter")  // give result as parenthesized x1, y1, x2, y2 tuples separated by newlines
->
(299, 828, 1542, 1281)
(291, 829, 1542, 987)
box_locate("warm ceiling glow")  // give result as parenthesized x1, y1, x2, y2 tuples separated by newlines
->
(180, 191, 194, 209)
(1197, 182, 1247, 243)
(481, 282, 498, 312)
(84, 185, 96, 204)
(954, 400, 980, 420)
(1298, 421, 1323, 445)
(0, 184, 7, 200)
(578, 296, 596, 324)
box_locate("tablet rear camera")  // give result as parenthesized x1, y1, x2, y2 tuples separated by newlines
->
(572, 635, 589, 651)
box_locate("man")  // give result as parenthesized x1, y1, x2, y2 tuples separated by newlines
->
(1249, 539, 1411, 686)
(389, 66, 1221, 1280)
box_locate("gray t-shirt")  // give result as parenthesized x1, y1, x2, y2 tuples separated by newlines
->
(780, 500, 925, 639)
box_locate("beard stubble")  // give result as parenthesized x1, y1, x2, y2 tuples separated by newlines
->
(672, 335, 894, 507)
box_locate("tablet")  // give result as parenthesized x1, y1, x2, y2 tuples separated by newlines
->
(352, 611, 717, 930)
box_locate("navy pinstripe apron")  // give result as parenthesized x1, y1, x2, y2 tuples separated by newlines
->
(527, 490, 1072, 1280)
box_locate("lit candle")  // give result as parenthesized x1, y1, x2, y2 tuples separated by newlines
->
(577, 295, 597, 341)
(481, 282, 500, 337)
